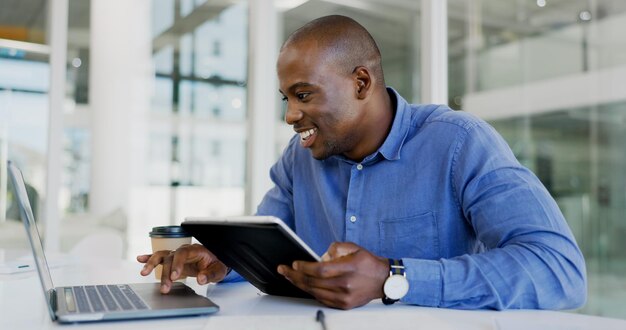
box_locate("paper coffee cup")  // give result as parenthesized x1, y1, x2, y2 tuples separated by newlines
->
(149, 226, 192, 280)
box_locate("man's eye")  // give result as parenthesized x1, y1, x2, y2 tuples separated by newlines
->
(281, 96, 288, 102)
(296, 93, 310, 101)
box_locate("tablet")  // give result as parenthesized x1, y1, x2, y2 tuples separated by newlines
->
(181, 216, 321, 299)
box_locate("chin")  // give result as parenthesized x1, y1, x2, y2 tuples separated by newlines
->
(309, 143, 338, 160)
(310, 150, 330, 160)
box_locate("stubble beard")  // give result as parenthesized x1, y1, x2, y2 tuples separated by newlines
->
(312, 134, 358, 161)
(311, 140, 338, 160)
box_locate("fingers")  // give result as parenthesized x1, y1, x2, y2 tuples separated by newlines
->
(278, 264, 362, 309)
(292, 259, 354, 279)
(196, 262, 229, 285)
(196, 271, 208, 285)
(179, 244, 228, 283)
(291, 241, 360, 279)
(326, 242, 360, 260)
(160, 253, 174, 293)
(307, 286, 354, 310)
(170, 246, 190, 281)
(278, 243, 390, 310)
(141, 244, 229, 291)
(321, 252, 331, 262)
(136, 254, 150, 263)
(278, 264, 350, 293)
(139, 250, 170, 276)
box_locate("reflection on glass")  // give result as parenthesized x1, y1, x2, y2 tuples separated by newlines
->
(152, 0, 176, 38)
(0, 58, 49, 248)
(449, 0, 626, 319)
(146, 1, 249, 226)
(61, 0, 92, 217)
(62, 128, 90, 214)
(448, 0, 626, 108)
(1, 0, 49, 249)
(52, 0, 249, 259)
(193, 5, 247, 82)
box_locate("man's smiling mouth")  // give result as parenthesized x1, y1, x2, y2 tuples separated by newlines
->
(299, 128, 318, 147)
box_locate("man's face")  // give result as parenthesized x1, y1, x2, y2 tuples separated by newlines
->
(277, 41, 364, 160)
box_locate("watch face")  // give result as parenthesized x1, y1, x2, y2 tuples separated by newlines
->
(383, 274, 409, 300)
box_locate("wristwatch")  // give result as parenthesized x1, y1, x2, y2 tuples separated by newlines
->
(382, 258, 409, 305)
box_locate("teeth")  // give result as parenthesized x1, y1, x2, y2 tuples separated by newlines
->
(299, 128, 316, 141)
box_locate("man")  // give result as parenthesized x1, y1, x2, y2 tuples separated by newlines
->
(138, 15, 586, 310)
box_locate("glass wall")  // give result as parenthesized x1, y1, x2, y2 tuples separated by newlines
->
(62, 0, 91, 215)
(61, 0, 250, 257)
(449, 0, 626, 319)
(0, 0, 49, 250)
(145, 1, 248, 227)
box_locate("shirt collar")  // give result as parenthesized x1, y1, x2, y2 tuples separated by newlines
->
(376, 87, 411, 161)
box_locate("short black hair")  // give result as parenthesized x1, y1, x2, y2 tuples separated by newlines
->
(282, 15, 385, 86)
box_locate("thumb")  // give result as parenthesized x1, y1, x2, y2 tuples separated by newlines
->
(322, 242, 360, 261)
(196, 262, 228, 284)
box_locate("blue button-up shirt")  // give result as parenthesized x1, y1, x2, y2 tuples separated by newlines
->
(253, 88, 586, 310)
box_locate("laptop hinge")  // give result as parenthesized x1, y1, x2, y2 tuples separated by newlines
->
(49, 288, 58, 320)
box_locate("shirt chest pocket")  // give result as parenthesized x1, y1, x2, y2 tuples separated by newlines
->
(378, 212, 439, 260)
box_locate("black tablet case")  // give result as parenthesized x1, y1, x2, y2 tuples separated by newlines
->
(181, 220, 318, 299)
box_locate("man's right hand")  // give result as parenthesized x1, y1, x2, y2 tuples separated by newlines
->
(136, 243, 228, 294)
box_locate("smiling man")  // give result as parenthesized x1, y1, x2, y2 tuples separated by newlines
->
(138, 15, 587, 311)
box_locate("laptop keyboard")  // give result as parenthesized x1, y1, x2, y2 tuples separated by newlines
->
(66, 285, 148, 313)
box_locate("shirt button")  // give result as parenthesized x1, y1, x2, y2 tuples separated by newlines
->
(350, 216, 357, 223)
(356, 164, 363, 170)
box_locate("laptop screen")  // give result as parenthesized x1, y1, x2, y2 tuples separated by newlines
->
(7, 161, 57, 319)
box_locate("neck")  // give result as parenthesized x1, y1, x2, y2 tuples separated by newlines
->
(343, 87, 394, 162)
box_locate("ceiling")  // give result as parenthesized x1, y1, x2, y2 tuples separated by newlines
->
(2, 0, 626, 61)
(3, 0, 626, 45)
(284, 0, 626, 59)
(0, 0, 90, 27)
(0, 0, 47, 29)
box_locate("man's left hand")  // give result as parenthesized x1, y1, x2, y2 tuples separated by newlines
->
(277, 242, 389, 309)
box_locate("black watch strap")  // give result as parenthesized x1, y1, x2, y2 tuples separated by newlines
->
(382, 295, 398, 305)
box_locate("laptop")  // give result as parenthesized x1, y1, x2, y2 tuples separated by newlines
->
(7, 161, 219, 323)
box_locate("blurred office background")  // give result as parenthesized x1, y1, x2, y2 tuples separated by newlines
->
(0, 0, 625, 318)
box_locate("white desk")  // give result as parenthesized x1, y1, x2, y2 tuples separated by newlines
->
(1, 253, 625, 330)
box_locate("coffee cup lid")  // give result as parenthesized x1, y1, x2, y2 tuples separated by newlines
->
(149, 226, 191, 238)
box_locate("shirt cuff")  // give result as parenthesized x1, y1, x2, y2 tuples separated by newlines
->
(401, 258, 442, 307)
(220, 268, 245, 283)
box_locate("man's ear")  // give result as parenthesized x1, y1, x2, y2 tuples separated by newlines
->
(353, 66, 372, 99)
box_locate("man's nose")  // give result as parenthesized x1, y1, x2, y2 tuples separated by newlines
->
(284, 103, 303, 125)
